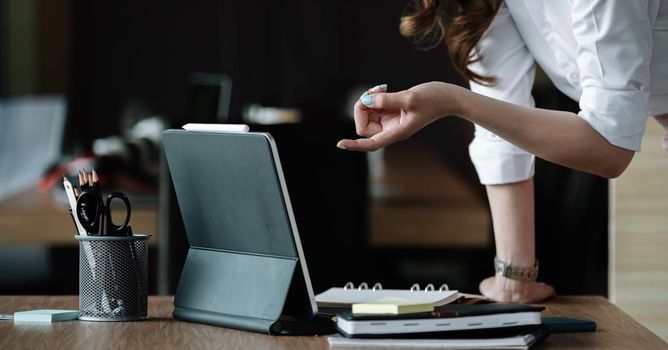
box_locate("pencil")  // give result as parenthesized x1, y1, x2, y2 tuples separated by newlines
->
(80, 169, 89, 191)
(63, 176, 87, 235)
(79, 170, 85, 189)
(92, 169, 99, 185)
(92, 169, 101, 194)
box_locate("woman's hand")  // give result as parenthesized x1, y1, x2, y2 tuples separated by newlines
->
(480, 275, 556, 304)
(337, 82, 461, 151)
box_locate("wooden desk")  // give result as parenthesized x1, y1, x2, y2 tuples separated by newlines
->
(1, 296, 665, 349)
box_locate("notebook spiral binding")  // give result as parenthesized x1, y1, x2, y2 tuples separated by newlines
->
(343, 282, 450, 292)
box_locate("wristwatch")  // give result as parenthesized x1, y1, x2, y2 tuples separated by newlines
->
(493, 256, 539, 282)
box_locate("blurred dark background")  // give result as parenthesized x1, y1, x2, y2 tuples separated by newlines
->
(0, 0, 606, 299)
(9, 0, 463, 146)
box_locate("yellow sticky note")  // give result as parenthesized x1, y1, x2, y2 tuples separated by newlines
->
(352, 296, 434, 315)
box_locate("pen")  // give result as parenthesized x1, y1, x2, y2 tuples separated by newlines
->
(63, 176, 87, 235)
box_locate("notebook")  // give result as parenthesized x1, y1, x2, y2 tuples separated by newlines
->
(328, 327, 548, 349)
(316, 282, 460, 309)
(336, 304, 544, 337)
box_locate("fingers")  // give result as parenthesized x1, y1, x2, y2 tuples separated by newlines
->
(337, 138, 378, 152)
(353, 101, 383, 137)
(337, 127, 406, 152)
(360, 91, 407, 110)
(354, 84, 388, 137)
(359, 83, 388, 107)
(343, 83, 405, 151)
(364, 83, 388, 96)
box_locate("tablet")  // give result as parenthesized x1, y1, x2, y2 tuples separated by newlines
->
(163, 128, 334, 335)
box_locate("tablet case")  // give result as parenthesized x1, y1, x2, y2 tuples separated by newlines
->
(162, 129, 335, 335)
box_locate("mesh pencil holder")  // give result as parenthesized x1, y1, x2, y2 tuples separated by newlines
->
(75, 234, 150, 321)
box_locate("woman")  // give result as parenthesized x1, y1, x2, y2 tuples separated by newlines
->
(337, 0, 668, 303)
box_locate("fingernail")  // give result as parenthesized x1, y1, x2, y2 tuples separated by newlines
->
(368, 84, 388, 94)
(336, 141, 347, 150)
(361, 94, 373, 107)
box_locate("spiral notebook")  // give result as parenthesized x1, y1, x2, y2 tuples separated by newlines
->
(315, 282, 460, 309)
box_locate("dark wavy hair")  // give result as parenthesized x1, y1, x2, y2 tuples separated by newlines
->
(399, 0, 502, 85)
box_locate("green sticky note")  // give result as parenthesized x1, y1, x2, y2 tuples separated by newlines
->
(13, 309, 80, 322)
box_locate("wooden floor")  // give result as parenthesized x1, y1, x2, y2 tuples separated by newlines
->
(611, 117, 668, 341)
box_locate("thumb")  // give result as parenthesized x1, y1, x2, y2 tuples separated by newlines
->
(360, 91, 407, 110)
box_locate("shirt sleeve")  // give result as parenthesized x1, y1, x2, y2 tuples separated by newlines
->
(572, 0, 652, 151)
(467, 2, 537, 185)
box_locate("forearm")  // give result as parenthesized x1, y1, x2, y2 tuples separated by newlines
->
(447, 84, 634, 178)
(486, 179, 535, 267)
(481, 178, 556, 303)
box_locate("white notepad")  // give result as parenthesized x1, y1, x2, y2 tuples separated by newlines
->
(13, 309, 80, 322)
(316, 287, 459, 308)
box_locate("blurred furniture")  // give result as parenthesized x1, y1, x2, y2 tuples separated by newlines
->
(0, 96, 68, 294)
(0, 188, 157, 294)
(0, 96, 66, 201)
(158, 121, 369, 295)
(187, 73, 232, 123)
(0, 188, 158, 246)
(2, 295, 666, 349)
(370, 142, 491, 248)
(364, 139, 494, 293)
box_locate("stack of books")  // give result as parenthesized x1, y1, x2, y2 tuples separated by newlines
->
(316, 285, 596, 348)
(327, 298, 548, 349)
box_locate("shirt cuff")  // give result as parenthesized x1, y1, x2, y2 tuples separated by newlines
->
(468, 127, 535, 185)
(578, 87, 649, 152)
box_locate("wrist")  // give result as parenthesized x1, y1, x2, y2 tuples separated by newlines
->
(496, 249, 536, 268)
(424, 82, 467, 119)
(441, 83, 470, 118)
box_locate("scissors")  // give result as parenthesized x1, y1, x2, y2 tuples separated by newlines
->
(76, 191, 132, 236)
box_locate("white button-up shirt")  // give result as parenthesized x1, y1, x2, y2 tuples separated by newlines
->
(468, 0, 668, 185)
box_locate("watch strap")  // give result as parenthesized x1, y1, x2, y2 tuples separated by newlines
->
(494, 256, 539, 282)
